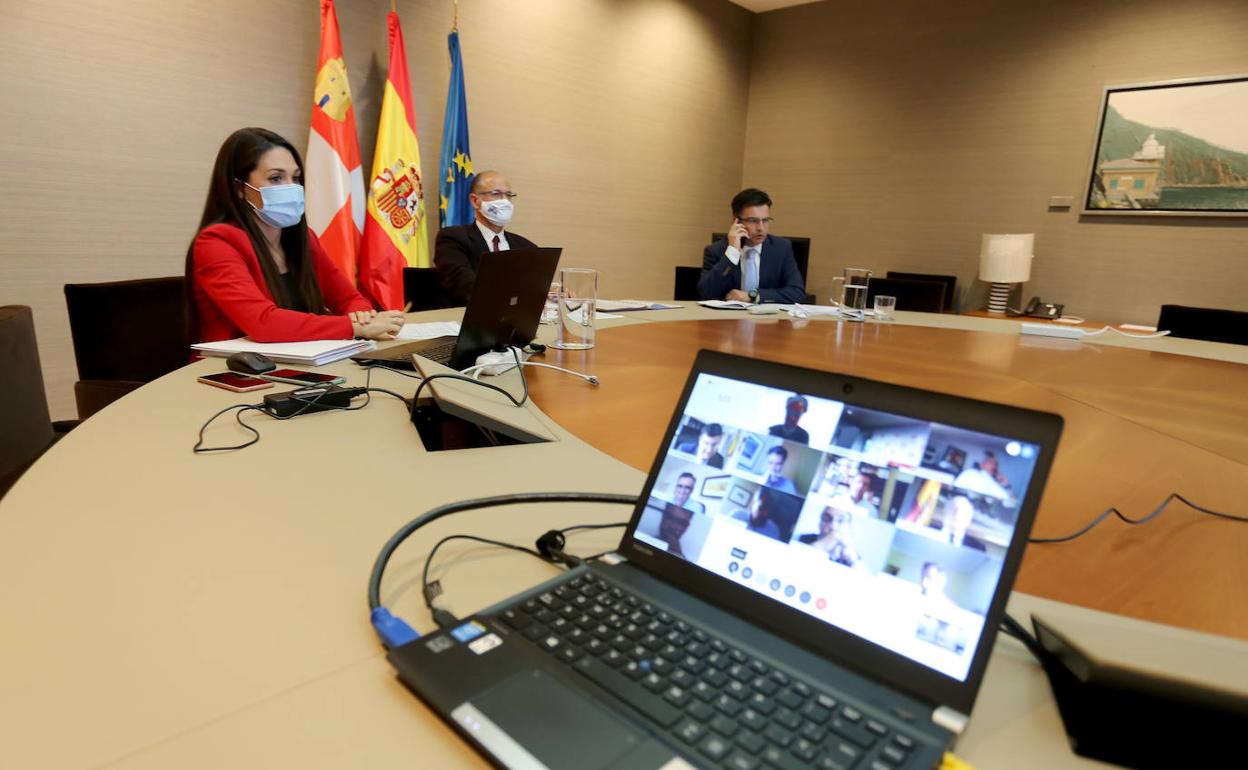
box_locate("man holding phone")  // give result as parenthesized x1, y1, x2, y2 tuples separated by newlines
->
(697, 188, 806, 304)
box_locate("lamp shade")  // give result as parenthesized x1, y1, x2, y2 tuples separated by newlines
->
(979, 233, 1034, 283)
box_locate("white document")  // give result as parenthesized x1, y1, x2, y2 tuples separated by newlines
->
(397, 321, 462, 341)
(697, 300, 752, 310)
(596, 299, 683, 312)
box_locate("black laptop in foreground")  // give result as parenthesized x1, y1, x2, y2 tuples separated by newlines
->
(352, 246, 561, 372)
(388, 350, 1063, 770)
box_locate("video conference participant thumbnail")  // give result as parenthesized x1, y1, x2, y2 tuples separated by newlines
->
(728, 486, 803, 544)
(674, 422, 728, 469)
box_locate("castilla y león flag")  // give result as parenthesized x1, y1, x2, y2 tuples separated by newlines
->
(306, 0, 364, 285)
(358, 10, 430, 309)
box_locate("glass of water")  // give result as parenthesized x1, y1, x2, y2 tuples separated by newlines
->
(842, 284, 868, 322)
(541, 281, 560, 324)
(874, 294, 897, 321)
(551, 268, 597, 350)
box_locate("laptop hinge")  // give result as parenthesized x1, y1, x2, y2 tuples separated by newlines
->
(932, 706, 969, 735)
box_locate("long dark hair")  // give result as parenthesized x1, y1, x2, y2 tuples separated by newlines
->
(185, 127, 329, 337)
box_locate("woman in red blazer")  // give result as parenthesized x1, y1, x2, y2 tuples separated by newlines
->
(186, 127, 404, 344)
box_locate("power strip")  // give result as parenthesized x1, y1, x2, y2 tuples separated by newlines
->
(1019, 322, 1086, 339)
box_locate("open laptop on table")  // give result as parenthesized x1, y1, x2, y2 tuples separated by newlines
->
(388, 350, 1063, 770)
(352, 246, 561, 372)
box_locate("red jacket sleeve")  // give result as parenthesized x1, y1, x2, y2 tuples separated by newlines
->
(310, 233, 373, 314)
(192, 226, 356, 343)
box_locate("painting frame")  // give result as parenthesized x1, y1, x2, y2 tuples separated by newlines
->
(700, 475, 731, 499)
(1082, 73, 1248, 218)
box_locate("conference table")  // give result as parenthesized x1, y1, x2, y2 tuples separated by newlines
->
(2, 304, 1246, 770)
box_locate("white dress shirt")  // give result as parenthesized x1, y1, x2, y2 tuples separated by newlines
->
(725, 240, 764, 290)
(476, 220, 510, 251)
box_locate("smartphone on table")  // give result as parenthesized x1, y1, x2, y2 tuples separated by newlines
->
(258, 369, 347, 386)
(198, 372, 275, 393)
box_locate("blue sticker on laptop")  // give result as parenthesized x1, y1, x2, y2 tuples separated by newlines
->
(451, 620, 488, 643)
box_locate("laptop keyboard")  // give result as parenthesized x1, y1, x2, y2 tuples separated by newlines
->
(418, 339, 456, 365)
(495, 572, 926, 770)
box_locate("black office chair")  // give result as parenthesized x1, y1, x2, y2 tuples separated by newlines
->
(866, 277, 947, 313)
(64, 277, 190, 420)
(1156, 305, 1248, 346)
(679, 233, 815, 303)
(0, 306, 74, 499)
(886, 271, 957, 312)
(673, 266, 701, 301)
(403, 267, 442, 311)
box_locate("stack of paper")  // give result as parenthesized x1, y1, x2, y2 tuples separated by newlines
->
(191, 337, 376, 366)
(597, 300, 683, 312)
(397, 321, 461, 340)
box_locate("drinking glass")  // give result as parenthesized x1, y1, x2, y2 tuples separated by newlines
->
(874, 294, 897, 321)
(551, 268, 597, 350)
(842, 284, 867, 321)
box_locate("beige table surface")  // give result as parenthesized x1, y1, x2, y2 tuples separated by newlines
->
(1, 303, 1243, 770)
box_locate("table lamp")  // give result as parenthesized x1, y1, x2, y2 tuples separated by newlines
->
(979, 233, 1033, 314)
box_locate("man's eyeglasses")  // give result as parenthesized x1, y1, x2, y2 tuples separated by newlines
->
(738, 217, 773, 226)
(477, 190, 517, 201)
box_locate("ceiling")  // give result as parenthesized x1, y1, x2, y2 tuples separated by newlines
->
(727, 0, 824, 12)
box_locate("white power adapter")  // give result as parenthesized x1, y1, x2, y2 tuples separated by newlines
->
(470, 347, 531, 376)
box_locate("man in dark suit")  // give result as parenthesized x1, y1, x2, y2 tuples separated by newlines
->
(433, 170, 538, 306)
(698, 188, 806, 304)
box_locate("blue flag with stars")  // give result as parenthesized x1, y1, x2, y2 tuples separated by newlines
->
(439, 30, 473, 227)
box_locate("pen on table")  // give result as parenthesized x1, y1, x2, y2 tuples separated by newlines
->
(402, 302, 412, 314)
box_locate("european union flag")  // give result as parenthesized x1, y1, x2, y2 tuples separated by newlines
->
(439, 30, 473, 227)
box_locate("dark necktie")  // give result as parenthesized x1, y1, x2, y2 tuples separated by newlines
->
(492, 235, 500, 252)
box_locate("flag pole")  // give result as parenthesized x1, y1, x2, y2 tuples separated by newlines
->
(453, 0, 459, 32)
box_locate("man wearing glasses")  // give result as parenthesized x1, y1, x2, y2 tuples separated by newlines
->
(434, 170, 538, 306)
(697, 188, 806, 304)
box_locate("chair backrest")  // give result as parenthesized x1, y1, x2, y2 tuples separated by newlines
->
(866, 277, 947, 313)
(886, 271, 957, 312)
(711, 232, 812, 284)
(1156, 304, 1248, 346)
(63, 277, 189, 382)
(0, 306, 55, 496)
(674, 266, 701, 301)
(403, 267, 442, 311)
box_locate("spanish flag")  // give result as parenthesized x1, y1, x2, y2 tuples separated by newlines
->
(306, 0, 364, 285)
(358, 10, 430, 309)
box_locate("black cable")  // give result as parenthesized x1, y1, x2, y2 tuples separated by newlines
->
(410, 347, 529, 410)
(1029, 492, 1246, 544)
(418, 521, 630, 630)
(421, 534, 545, 607)
(192, 364, 408, 453)
(367, 492, 638, 612)
(999, 612, 1045, 664)
(192, 403, 267, 452)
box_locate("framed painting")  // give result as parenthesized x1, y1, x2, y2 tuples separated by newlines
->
(1084, 74, 1248, 217)
(700, 475, 731, 499)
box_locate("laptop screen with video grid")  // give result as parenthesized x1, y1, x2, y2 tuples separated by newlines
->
(633, 372, 1042, 682)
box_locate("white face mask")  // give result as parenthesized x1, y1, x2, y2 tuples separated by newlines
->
(480, 198, 514, 227)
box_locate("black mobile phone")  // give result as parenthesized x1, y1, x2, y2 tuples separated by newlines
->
(258, 369, 347, 386)
(197, 372, 275, 393)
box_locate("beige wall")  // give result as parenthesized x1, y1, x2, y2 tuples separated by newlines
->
(744, 0, 1248, 321)
(0, 0, 751, 421)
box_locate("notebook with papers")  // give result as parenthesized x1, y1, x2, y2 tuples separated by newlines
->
(387, 350, 1063, 770)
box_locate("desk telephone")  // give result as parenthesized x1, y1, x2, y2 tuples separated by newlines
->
(1011, 296, 1064, 319)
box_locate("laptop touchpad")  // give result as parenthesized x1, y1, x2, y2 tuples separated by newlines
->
(460, 668, 672, 770)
